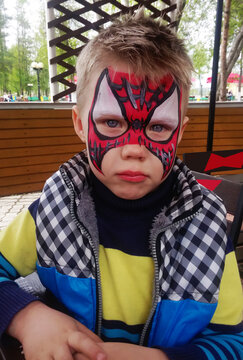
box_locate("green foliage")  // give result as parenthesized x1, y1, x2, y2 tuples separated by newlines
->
(1, 0, 242, 100)
(192, 42, 210, 76)
(33, 3, 49, 97)
(178, 0, 216, 89)
(0, 0, 49, 98)
(229, 0, 243, 39)
(7, 45, 24, 94)
(178, 0, 217, 50)
(14, 0, 33, 95)
(0, 0, 10, 93)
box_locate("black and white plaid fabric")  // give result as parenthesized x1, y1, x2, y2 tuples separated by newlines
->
(36, 153, 95, 278)
(155, 160, 227, 304)
(36, 153, 227, 304)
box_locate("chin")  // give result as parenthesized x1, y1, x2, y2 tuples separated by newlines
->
(120, 194, 142, 200)
(112, 189, 146, 200)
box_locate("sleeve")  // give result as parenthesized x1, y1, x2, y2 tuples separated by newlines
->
(0, 199, 40, 335)
(161, 245, 243, 360)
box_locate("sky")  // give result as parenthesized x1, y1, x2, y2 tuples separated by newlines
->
(4, 0, 43, 48)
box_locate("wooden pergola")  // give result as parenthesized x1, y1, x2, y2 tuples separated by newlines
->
(45, 0, 179, 102)
(45, 0, 223, 151)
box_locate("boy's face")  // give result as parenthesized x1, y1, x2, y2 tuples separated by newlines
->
(73, 65, 188, 200)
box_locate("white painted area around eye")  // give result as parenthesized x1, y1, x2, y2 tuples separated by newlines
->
(92, 74, 123, 121)
(150, 88, 179, 130)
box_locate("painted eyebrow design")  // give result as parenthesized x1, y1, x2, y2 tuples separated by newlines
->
(149, 89, 179, 128)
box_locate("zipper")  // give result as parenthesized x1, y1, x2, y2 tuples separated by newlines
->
(139, 230, 160, 345)
(139, 210, 201, 346)
(61, 166, 202, 343)
(60, 168, 103, 336)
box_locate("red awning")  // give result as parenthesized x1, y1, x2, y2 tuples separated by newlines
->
(207, 73, 243, 84)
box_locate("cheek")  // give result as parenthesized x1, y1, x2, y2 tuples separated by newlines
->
(153, 159, 165, 184)
(88, 147, 117, 178)
(154, 157, 166, 182)
(99, 147, 120, 172)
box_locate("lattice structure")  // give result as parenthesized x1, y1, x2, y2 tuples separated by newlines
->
(46, 0, 178, 101)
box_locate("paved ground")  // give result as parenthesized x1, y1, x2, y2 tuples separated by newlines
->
(0, 192, 41, 231)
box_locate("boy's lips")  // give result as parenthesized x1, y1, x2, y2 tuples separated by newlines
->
(117, 171, 147, 182)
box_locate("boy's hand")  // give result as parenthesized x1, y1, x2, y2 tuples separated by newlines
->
(70, 340, 169, 360)
(7, 301, 106, 360)
(100, 343, 169, 360)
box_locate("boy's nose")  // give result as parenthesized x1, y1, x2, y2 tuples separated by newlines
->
(121, 144, 146, 160)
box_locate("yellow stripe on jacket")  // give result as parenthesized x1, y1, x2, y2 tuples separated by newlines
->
(211, 250, 243, 325)
(99, 244, 154, 325)
(0, 209, 37, 276)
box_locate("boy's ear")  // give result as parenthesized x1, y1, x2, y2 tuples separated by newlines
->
(72, 105, 86, 143)
(178, 116, 189, 144)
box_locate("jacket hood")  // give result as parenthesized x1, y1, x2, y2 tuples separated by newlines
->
(60, 150, 204, 224)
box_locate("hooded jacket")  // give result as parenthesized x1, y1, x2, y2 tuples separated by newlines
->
(0, 151, 242, 360)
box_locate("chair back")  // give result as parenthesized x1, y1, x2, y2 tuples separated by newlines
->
(183, 149, 243, 175)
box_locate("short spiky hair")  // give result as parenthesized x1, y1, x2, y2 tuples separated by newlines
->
(76, 8, 193, 110)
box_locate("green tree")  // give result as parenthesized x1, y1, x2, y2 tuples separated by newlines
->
(219, 0, 231, 101)
(227, 0, 243, 74)
(15, 0, 33, 96)
(33, 1, 49, 97)
(178, 0, 216, 50)
(217, 0, 243, 98)
(7, 45, 22, 95)
(191, 42, 210, 97)
(0, 0, 10, 94)
(171, 0, 187, 31)
(177, 0, 216, 97)
(178, 0, 243, 100)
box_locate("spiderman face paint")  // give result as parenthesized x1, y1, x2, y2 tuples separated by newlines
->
(88, 67, 182, 179)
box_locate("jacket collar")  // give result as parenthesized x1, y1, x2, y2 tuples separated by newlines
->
(60, 151, 203, 223)
(166, 158, 203, 222)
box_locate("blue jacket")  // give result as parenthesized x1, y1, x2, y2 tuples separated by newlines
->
(0, 151, 242, 359)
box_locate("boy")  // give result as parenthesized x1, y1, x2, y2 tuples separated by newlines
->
(0, 9, 242, 360)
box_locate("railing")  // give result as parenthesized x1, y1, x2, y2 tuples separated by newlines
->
(0, 102, 242, 196)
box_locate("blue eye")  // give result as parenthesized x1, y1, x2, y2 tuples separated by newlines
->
(151, 124, 164, 132)
(107, 120, 119, 128)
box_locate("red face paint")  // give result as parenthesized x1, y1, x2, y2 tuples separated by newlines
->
(88, 67, 182, 179)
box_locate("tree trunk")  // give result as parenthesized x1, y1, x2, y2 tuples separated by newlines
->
(238, 51, 243, 101)
(217, 24, 243, 98)
(219, 0, 231, 101)
(170, 0, 187, 31)
(226, 25, 243, 72)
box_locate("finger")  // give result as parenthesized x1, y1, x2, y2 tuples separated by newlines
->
(75, 323, 103, 343)
(68, 331, 106, 360)
(23, 348, 53, 360)
(25, 353, 53, 360)
(74, 353, 90, 360)
(53, 345, 74, 360)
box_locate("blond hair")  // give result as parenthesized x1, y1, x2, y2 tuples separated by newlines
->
(76, 8, 193, 111)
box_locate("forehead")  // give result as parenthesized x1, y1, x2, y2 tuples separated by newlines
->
(92, 67, 179, 125)
(92, 65, 172, 90)
(86, 65, 175, 105)
(86, 62, 167, 94)
(79, 64, 183, 127)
